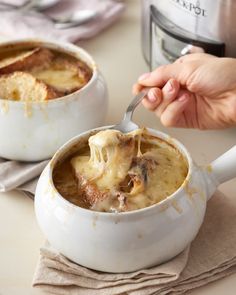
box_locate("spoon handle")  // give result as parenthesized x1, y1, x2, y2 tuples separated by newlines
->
(123, 88, 149, 122)
(16, 0, 38, 11)
(0, 0, 32, 10)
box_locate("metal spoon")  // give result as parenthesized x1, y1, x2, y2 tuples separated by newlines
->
(112, 89, 149, 133)
(34, 0, 61, 11)
(18, 1, 98, 28)
(0, 0, 60, 11)
(51, 10, 98, 29)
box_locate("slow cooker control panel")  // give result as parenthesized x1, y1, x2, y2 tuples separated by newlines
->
(150, 5, 225, 69)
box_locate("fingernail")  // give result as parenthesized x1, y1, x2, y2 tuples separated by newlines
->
(166, 80, 173, 92)
(148, 89, 157, 102)
(138, 72, 151, 81)
(178, 94, 188, 102)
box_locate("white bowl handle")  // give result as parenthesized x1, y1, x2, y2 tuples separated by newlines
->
(210, 145, 236, 184)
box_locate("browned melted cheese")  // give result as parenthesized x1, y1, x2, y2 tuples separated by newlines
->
(53, 129, 188, 212)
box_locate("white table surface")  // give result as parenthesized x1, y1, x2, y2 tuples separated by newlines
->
(0, 1, 236, 294)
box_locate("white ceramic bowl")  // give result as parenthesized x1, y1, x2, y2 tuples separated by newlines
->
(35, 126, 236, 273)
(0, 39, 108, 161)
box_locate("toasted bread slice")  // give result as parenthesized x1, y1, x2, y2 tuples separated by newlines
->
(0, 47, 53, 75)
(0, 72, 58, 101)
(74, 172, 110, 206)
(73, 172, 129, 212)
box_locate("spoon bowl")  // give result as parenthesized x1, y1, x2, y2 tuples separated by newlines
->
(53, 10, 98, 29)
(36, 0, 61, 11)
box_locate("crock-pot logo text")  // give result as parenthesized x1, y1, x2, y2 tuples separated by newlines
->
(171, 0, 206, 17)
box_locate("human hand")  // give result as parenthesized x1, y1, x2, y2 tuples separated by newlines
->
(133, 53, 236, 129)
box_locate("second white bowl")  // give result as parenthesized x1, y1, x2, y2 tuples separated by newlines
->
(0, 38, 108, 161)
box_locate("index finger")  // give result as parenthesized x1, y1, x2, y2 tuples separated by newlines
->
(138, 61, 196, 88)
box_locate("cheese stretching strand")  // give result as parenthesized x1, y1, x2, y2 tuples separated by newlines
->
(69, 129, 188, 212)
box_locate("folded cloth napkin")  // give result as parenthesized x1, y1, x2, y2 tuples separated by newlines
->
(32, 191, 236, 294)
(0, 158, 48, 194)
(0, 0, 125, 42)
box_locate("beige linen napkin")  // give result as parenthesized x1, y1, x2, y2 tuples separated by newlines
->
(32, 190, 236, 294)
(0, 158, 48, 194)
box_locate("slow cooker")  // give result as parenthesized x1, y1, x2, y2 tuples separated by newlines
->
(141, 0, 236, 69)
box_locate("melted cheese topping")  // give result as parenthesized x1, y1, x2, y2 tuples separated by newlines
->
(53, 129, 188, 212)
(30, 54, 91, 94)
(32, 67, 84, 92)
(71, 130, 135, 191)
